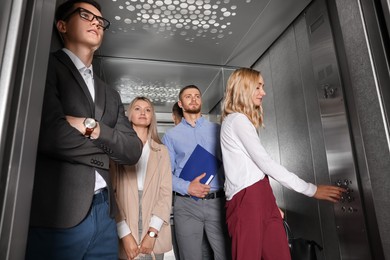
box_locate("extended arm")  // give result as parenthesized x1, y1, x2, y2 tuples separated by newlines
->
(232, 114, 345, 199)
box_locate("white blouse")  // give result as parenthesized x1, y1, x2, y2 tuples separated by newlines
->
(220, 113, 317, 200)
(136, 141, 150, 191)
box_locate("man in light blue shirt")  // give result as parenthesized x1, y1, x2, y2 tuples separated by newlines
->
(162, 85, 231, 260)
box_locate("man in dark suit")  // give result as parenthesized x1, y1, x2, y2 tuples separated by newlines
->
(25, 0, 143, 259)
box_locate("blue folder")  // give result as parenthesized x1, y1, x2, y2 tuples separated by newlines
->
(179, 144, 222, 186)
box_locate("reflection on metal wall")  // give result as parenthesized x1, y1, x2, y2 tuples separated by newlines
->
(254, 13, 333, 260)
(305, 0, 371, 259)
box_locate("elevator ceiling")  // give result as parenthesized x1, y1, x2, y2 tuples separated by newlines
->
(94, 0, 312, 113)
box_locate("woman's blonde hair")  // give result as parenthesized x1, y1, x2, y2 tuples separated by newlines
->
(222, 68, 264, 128)
(127, 97, 162, 150)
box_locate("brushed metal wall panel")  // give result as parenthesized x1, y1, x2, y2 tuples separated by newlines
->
(253, 9, 348, 259)
(199, 69, 223, 113)
(225, 0, 312, 67)
(269, 26, 321, 241)
(294, 13, 341, 260)
(254, 53, 285, 210)
(256, 53, 280, 164)
(270, 27, 314, 180)
(207, 68, 235, 122)
(251, 24, 323, 250)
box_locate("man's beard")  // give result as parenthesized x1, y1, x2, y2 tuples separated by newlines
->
(184, 106, 201, 114)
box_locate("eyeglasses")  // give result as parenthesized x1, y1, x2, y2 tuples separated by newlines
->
(63, 7, 110, 31)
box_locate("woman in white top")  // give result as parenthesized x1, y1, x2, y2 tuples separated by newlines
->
(220, 68, 345, 260)
(111, 97, 172, 260)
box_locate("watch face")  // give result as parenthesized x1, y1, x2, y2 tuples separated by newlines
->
(148, 231, 157, 238)
(84, 118, 97, 128)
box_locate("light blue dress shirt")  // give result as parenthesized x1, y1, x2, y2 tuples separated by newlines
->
(162, 116, 224, 195)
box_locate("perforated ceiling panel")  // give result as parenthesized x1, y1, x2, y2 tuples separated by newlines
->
(94, 0, 312, 112)
(108, 0, 251, 44)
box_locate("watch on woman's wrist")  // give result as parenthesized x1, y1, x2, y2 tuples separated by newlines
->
(147, 230, 158, 238)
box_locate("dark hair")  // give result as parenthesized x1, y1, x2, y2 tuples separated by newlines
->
(178, 85, 201, 100)
(172, 102, 183, 118)
(55, 0, 102, 21)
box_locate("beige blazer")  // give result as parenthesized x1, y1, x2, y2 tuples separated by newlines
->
(111, 140, 172, 257)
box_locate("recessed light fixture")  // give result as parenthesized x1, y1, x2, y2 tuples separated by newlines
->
(114, 77, 181, 104)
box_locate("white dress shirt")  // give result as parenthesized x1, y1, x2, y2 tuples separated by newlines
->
(62, 48, 106, 192)
(220, 113, 317, 200)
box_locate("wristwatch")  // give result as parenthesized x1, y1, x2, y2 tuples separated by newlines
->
(83, 118, 97, 137)
(147, 230, 158, 238)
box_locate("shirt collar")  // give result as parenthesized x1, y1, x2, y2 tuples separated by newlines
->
(182, 116, 205, 127)
(62, 48, 93, 77)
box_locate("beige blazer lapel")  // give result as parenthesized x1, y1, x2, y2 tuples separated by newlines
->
(124, 164, 139, 202)
(143, 142, 161, 194)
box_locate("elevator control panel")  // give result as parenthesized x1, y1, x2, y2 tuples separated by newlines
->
(336, 179, 358, 213)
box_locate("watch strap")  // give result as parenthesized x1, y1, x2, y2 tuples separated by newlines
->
(83, 118, 97, 137)
(85, 127, 94, 137)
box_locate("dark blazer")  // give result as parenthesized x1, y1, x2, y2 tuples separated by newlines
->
(30, 50, 142, 229)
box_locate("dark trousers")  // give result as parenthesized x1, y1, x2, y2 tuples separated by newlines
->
(25, 190, 118, 260)
(225, 177, 291, 260)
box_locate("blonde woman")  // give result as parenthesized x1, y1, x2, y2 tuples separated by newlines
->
(112, 97, 172, 260)
(220, 68, 346, 260)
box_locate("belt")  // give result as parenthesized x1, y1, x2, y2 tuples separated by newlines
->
(174, 190, 224, 200)
(92, 188, 108, 205)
